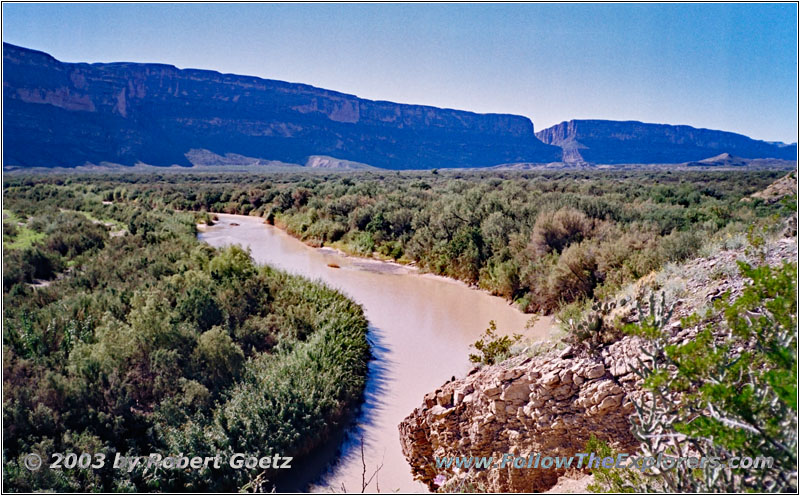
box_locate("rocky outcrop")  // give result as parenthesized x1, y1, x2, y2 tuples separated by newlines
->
(536, 119, 797, 165)
(398, 350, 641, 492)
(3, 43, 562, 169)
(399, 235, 797, 492)
(748, 171, 798, 204)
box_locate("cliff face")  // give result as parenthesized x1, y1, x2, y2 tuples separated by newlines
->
(398, 342, 642, 492)
(3, 43, 562, 169)
(536, 120, 797, 164)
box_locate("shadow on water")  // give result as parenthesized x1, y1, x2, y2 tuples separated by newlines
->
(273, 324, 393, 492)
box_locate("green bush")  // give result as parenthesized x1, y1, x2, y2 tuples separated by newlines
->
(549, 241, 600, 303)
(2, 246, 62, 290)
(469, 320, 522, 365)
(619, 262, 797, 492)
(658, 229, 703, 263)
(191, 326, 244, 393)
(3, 220, 19, 238)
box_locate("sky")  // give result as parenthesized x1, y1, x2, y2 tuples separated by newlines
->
(2, 3, 798, 143)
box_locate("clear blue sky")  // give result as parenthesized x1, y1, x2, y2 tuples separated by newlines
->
(3, 3, 797, 142)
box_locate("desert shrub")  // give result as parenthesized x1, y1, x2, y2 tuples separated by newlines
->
(519, 254, 559, 313)
(196, 211, 214, 226)
(547, 241, 601, 303)
(469, 320, 522, 365)
(616, 262, 797, 492)
(348, 205, 374, 231)
(385, 207, 414, 237)
(2, 255, 31, 291)
(306, 218, 347, 243)
(209, 245, 257, 283)
(446, 226, 484, 282)
(480, 258, 521, 299)
(291, 187, 312, 208)
(529, 207, 593, 255)
(595, 229, 657, 280)
(4, 221, 19, 237)
(658, 229, 704, 263)
(4, 246, 62, 289)
(175, 272, 224, 332)
(377, 240, 404, 259)
(234, 315, 279, 355)
(481, 211, 516, 248)
(191, 326, 245, 393)
(365, 210, 390, 235)
(350, 231, 375, 255)
(45, 226, 105, 258)
(324, 194, 361, 218)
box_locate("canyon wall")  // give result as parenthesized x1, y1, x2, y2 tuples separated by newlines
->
(536, 119, 797, 164)
(3, 43, 562, 169)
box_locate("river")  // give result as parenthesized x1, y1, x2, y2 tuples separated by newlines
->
(199, 213, 554, 492)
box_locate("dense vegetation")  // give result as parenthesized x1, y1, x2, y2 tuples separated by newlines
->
(2, 168, 794, 492)
(16, 168, 788, 316)
(2, 182, 370, 491)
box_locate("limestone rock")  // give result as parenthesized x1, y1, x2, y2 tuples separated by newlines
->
(398, 352, 638, 492)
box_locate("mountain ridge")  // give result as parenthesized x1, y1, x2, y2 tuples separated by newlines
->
(3, 43, 797, 170)
(536, 119, 797, 164)
(2, 42, 562, 169)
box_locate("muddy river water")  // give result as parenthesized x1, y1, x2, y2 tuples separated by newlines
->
(199, 213, 554, 492)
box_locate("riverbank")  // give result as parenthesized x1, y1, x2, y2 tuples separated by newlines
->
(199, 212, 542, 314)
(199, 213, 555, 492)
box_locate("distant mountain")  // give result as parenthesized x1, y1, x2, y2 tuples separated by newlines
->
(685, 153, 751, 167)
(2, 43, 562, 170)
(304, 155, 377, 170)
(536, 120, 797, 165)
(683, 152, 797, 169)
